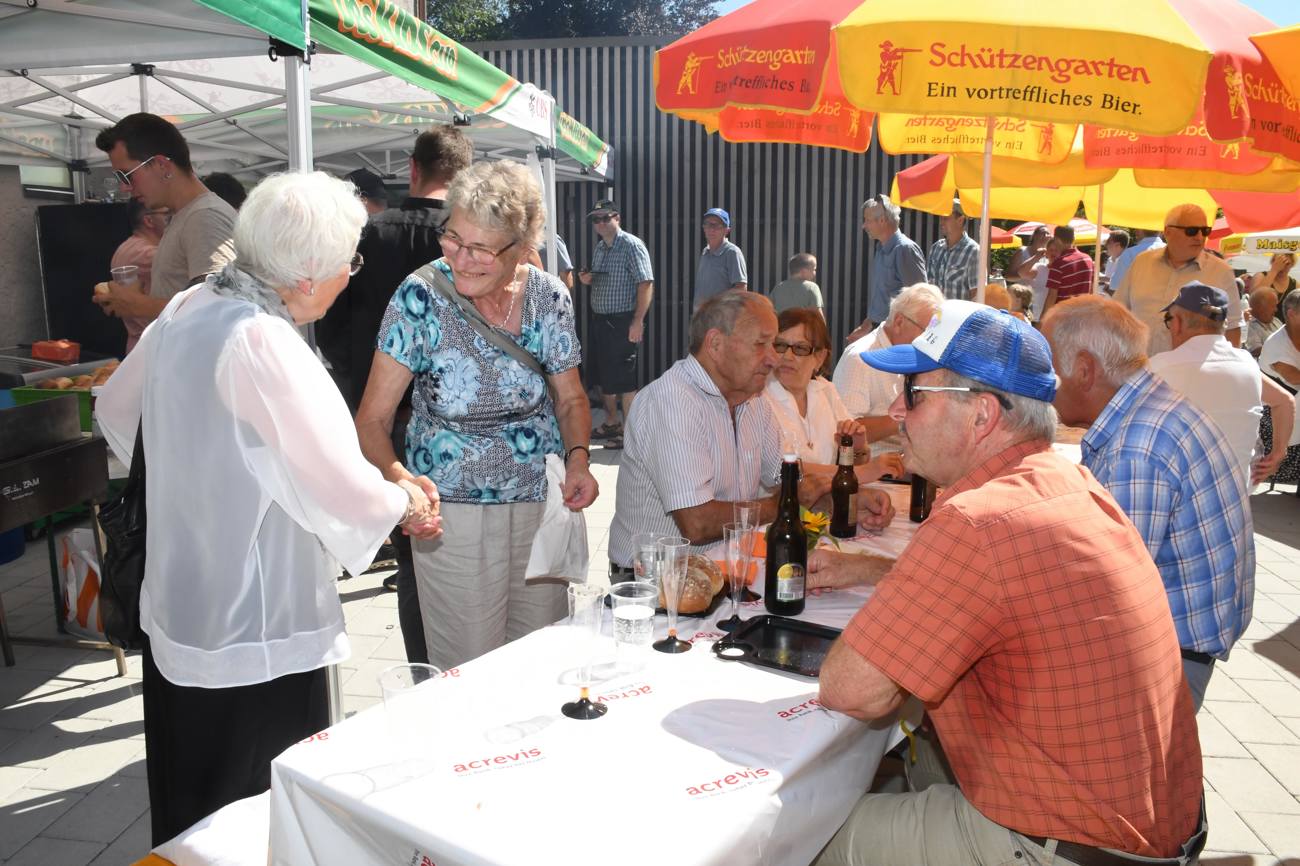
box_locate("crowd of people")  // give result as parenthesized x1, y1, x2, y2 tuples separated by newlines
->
(84, 110, 1300, 865)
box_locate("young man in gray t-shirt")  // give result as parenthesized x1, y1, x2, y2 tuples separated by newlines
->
(769, 252, 824, 314)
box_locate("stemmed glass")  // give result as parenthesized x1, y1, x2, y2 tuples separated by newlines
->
(731, 499, 764, 602)
(561, 584, 609, 720)
(716, 522, 750, 633)
(652, 536, 692, 654)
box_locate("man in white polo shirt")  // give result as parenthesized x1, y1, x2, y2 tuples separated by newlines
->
(608, 291, 893, 578)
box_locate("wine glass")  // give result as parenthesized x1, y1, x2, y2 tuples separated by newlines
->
(561, 584, 609, 720)
(652, 536, 692, 654)
(716, 522, 750, 633)
(731, 500, 764, 603)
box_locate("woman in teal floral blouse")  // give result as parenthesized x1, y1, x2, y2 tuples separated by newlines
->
(357, 160, 598, 670)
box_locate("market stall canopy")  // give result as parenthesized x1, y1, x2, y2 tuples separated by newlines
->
(0, 0, 610, 179)
(1219, 226, 1300, 256)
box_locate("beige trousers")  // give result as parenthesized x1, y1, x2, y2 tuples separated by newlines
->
(409, 501, 567, 671)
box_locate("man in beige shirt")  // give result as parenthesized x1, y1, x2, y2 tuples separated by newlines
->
(93, 113, 236, 325)
(1112, 203, 1242, 355)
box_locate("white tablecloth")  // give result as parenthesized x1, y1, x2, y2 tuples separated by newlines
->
(266, 495, 923, 866)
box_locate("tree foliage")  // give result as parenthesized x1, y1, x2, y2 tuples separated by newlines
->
(427, 0, 720, 41)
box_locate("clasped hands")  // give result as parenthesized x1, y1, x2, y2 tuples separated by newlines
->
(396, 477, 443, 540)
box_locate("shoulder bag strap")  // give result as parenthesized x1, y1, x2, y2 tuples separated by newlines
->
(415, 263, 546, 378)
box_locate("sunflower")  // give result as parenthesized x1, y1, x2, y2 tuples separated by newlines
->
(800, 507, 830, 549)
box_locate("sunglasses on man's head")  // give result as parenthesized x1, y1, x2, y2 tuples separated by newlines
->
(1167, 225, 1212, 238)
(902, 374, 1013, 411)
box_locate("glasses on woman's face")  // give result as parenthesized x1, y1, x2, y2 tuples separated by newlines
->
(902, 374, 1013, 411)
(349, 252, 364, 276)
(773, 339, 815, 357)
(1167, 225, 1212, 238)
(437, 226, 517, 266)
(113, 155, 159, 188)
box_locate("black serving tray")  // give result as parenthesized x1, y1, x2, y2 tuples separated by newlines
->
(711, 615, 841, 678)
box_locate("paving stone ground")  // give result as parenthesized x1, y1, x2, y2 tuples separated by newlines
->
(1, 448, 1297, 865)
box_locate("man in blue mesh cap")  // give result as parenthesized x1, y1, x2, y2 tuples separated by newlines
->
(809, 299, 1205, 866)
(694, 207, 747, 307)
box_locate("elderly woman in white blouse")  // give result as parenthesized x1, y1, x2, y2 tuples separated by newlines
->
(764, 307, 905, 485)
(96, 171, 440, 847)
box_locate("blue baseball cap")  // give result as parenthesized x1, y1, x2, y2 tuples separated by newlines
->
(1161, 281, 1229, 321)
(861, 299, 1057, 402)
(703, 208, 730, 227)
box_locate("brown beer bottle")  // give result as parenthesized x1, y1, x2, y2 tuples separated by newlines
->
(909, 474, 935, 523)
(764, 453, 807, 616)
(830, 435, 859, 539)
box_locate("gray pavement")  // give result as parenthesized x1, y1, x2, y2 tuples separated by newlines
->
(0, 451, 1297, 864)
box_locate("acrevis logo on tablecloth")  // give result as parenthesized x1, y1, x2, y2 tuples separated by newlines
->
(685, 767, 772, 798)
(594, 683, 653, 702)
(776, 697, 824, 721)
(328, 0, 459, 81)
(296, 731, 330, 745)
(451, 747, 543, 775)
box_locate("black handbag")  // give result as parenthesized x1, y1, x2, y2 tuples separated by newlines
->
(97, 419, 147, 650)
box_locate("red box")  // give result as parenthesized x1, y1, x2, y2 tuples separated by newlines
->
(31, 340, 81, 363)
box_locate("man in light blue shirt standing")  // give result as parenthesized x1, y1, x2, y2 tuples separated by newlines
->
(1043, 295, 1254, 711)
(1108, 228, 1164, 296)
(850, 193, 926, 342)
(694, 207, 747, 307)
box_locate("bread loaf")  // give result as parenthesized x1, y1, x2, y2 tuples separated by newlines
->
(660, 554, 724, 614)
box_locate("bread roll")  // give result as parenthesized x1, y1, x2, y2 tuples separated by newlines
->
(71, 375, 93, 388)
(93, 282, 111, 297)
(660, 554, 724, 614)
(42, 377, 74, 390)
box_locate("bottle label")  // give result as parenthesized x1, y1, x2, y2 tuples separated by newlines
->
(846, 493, 857, 521)
(775, 562, 805, 602)
(838, 445, 854, 465)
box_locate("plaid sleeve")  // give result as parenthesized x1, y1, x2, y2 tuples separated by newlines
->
(842, 506, 1003, 704)
(629, 236, 655, 284)
(1088, 456, 1176, 567)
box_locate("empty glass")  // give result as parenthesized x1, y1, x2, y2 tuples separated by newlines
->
(110, 265, 139, 287)
(652, 536, 691, 654)
(630, 531, 660, 589)
(716, 522, 751, 633)
(731, 499, 762, 532)
(561, 583, 609, 720)
(379, 662, 443, 760)
(609, 580, 657, 672)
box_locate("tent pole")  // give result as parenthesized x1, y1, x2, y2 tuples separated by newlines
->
(1093, 185, 1104, 293)
(284, 54, 312, 173)
(977, 116, 993, 302)
(138, 72, 148, 112)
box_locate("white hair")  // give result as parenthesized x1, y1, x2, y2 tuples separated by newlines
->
(1042, 296, 1148, 386)
(862, 193, 901, 227)
(233, 172, 366, 289)
(890, 282, 944, 325)
(941, 369, 1058, 442)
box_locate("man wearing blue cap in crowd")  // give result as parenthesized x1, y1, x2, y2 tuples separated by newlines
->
(694, 207, 747, 307)
(808, 300, 1204, 866)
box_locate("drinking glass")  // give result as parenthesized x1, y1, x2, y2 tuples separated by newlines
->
(379, 663, 443, 760)
(609, 580, 657, 672)
(630, 531, 660, 589)
(716, 522, 750, 633)
(730, 500, 763, 603)
(652, 536, 691, 654)
(561, 583, 609, 720)
(110, 265, 139, 287)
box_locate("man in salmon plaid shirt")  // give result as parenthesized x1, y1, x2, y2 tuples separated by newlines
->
(808, 300, 1205, 866)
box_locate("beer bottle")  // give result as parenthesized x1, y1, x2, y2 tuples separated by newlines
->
(765, 453, 807, 616)
(830, 435, 859, 539)
(909, 474, 935, 523)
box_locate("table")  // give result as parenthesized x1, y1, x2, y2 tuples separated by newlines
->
(265, 485, 920, 866)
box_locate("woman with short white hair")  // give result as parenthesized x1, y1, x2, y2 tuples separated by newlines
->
(357, 160, 598, 671)
(96, 171, 441, 846)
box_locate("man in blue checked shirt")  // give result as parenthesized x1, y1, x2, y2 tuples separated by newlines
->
(926, 200, 981, 301)
(1043, 296, 1254, 711)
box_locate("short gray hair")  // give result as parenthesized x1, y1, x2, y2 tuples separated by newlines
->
(889, 282, 943, 325)
(233, 171, 366, 289)
(1042, 296, 1148, 386)
(690, 290, 774, 354)
(1283, 289, 1300, 320)
(862, 193, 900, 227)
(939, 369, 1058, 442)
(446, 160, 545, 248)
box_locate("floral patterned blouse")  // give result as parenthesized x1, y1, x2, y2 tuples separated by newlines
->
(377, 260, 581, 504)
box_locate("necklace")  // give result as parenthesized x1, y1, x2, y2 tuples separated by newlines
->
(481, 269, 523, 328)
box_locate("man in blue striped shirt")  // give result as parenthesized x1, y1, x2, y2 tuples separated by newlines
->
(1043, 296, 1254, 710)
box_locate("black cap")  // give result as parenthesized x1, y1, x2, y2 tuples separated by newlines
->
(587, 198, 619, 218)
(345, 168, 387, 203)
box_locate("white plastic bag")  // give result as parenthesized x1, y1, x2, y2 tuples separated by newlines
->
(525, 454, 589, 582)
(58, 527, 106, 640)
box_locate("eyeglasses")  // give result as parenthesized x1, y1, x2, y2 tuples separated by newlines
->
(1167, 225, 1212, 238)
(437, 226, 517, 266)
(349, 252, 364, 276)
(773, 340, 815, 357)
(113, 155, 159, 188)
(1162, 312, 1174, 329)
(590, 214, 614, 224)
(902, 374, 1013, 411)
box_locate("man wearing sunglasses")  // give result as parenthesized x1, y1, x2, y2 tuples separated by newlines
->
(1113, 203, 1242, 354)
(810, 300, 1205, 866)
(92, 113, 236, 329)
